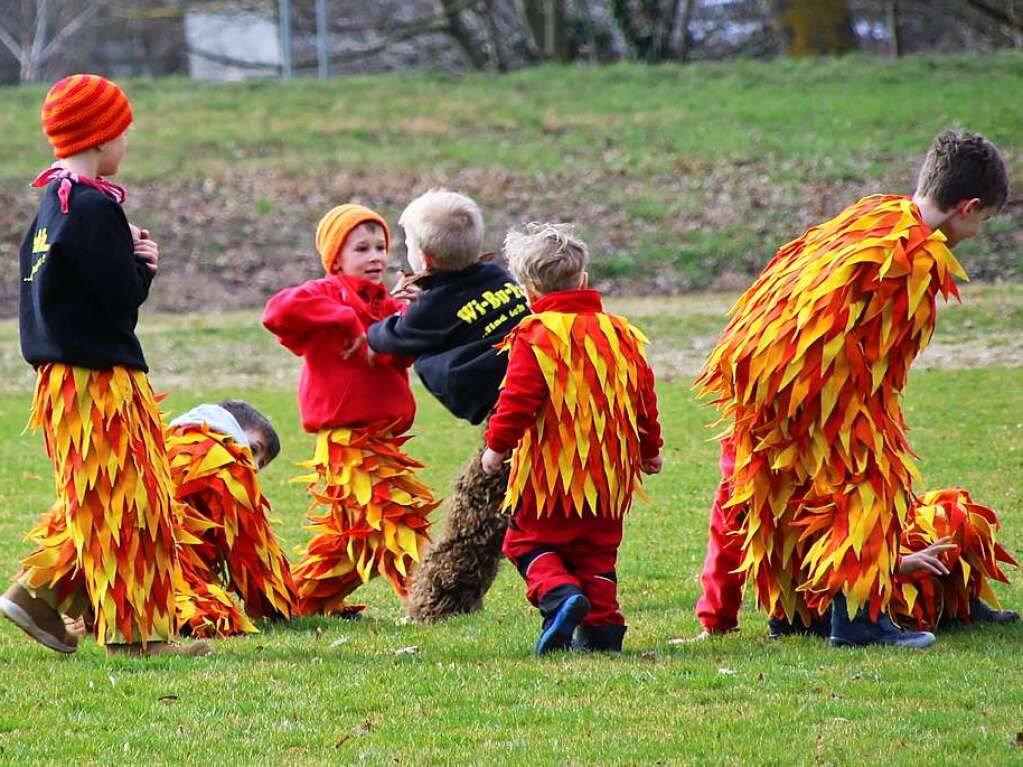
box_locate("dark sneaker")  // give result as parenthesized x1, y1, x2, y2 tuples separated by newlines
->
(107, 640, 212, 658)
(829, 594, 935, 649)
(0, 583, 78, 653)
(536, 593, 591, 655)
(969, 598, 1019, 624)
(572, 624, 627, 654)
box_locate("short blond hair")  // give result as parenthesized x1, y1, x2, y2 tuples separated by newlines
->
(399, 189, 484, 270)
(503, 223, 588, 295)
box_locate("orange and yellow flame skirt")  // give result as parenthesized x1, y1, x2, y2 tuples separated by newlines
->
(291, 426, 438, 616)
(17, 364, 178, 646)
(167, 423, 296, 629)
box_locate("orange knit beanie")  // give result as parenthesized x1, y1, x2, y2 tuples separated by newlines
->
(41, 74, 133, 159)
(316, 204, 391, 274)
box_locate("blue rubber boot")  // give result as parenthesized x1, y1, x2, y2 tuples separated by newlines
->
(829, 593, 936, 648)
(572, 624, 627, 654)
(535, 586, 591, 655)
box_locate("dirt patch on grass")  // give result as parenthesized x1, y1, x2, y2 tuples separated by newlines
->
(2, 165, 1020, 319)
(1, 288, 1019, 395)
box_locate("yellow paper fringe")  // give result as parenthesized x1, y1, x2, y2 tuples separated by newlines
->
(291, 425, 438, 615)
(892, 488, 1016, 630)
(167, 423, 296, 622)
(501, 310, 652, 519)
(696, 195, 966, 622)
(18, 364, 178, 645)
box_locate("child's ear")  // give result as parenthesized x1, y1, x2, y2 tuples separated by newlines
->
(959, 197, 982, 215)
(579, 270, 589, 289)
(421, 251, 436, 271)
(525, 284, 543, 304)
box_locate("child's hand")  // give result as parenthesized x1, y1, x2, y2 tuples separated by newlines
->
(390, 271, 426, 303)
(391, 283, 422, 304)
(897, 536, 957, 576)
(341, 334, 367, 360)
(132, 228, 160, 273)
(481, 447, 508, 476)
(642, 455, 663, 475)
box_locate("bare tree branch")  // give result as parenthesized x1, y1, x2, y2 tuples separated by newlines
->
(676, 0, 695, 62)
(186, 45, 278, 71)
(964, 0, 1023, 32)
(437, 0, 490, 69)
(0, 17, 23, 60)
(29, 0, 51, 69)
(39, 0, 108, 64)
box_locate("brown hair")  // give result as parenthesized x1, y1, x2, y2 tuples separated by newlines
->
(915, 130, 1009, 212)
(219, 400, 280, 464)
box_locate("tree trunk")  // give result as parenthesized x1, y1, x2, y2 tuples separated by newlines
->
(518, 0, 567, 61)
(481, 0, 508, 72)
(611, 0, 652, 59)
(770, 0, 857, 56)
(676, 0, 695, 62)
(437, 0, 489, 69)
(886, 0, 900, 57)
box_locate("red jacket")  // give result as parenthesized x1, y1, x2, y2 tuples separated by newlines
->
(263, 274, 415, 434)
(486, 289, 662, 461)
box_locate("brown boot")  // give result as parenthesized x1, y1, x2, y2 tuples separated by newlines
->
(0, 583, 79, 653)
(106, 639, 212, 658)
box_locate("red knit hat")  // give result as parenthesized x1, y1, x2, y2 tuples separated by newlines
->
(316, 204, 391, 274)
(41, 74, 133, 159)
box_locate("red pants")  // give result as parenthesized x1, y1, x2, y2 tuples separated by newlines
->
(695, 440, 746, 633)
(503, 507, 625, 627)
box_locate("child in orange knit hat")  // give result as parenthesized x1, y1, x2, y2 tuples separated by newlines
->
(263, 204, 438, 616)
(1, 74, 209, 658)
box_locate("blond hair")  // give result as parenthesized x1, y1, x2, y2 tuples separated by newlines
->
(503, 223, 588, 295)
(399, 189, 484, 270)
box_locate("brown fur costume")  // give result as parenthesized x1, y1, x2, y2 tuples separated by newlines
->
(406, 438, 509, 622)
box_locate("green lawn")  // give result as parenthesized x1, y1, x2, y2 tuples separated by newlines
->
(0, 304, 1021, 765)
(2, 53, 1021, 303)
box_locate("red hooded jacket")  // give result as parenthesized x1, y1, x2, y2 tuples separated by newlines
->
(263, 274, 414, 434)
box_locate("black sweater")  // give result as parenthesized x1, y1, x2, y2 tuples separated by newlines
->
(19, 182, 152, 372)
(367, 262, 529, 424)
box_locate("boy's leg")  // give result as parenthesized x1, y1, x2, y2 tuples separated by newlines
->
(11, 366, 203, 656)
(695, 440, 745, 634)
(503, 509, 591, 655)
(570, 516, 627, 653)
(292, 427, 437, 616)
(406, 436, 510, 622)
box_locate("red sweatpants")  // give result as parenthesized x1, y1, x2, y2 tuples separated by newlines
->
(503, 507, 625, 627)
(695, 440, 746, 633)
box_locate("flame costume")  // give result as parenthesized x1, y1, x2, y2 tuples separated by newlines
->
(697, 442, 1017, 632)
(18, 365, 179, 645)
(487, 290, 661, 628)
(696, 194, 1013, 625)
(166, 417, 296, 635)
(263, 273, 437, 615)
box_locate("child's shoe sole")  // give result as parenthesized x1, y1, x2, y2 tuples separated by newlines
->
(535, 594, 591, 655)
(829, 631, 936, 649)
(0, 596, 77, 654)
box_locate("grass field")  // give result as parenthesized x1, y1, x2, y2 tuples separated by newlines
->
(2, 53, 1022, 315)
(0, 286, 1021, 765)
